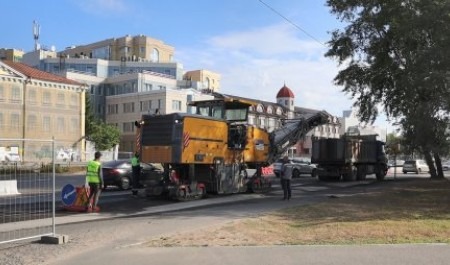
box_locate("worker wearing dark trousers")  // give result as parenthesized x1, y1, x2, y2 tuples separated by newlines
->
(131, 152, 140, 196)
(281, 156, 292, 200)
(86, 151, 103, 212)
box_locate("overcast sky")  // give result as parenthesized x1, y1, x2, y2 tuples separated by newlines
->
(1, 0, 394, 132)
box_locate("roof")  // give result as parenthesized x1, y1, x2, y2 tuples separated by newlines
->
(2, 60, 82, 85)
(276, 84, 295, 98)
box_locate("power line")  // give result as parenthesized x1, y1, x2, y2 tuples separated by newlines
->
(258, 0, 325, 46)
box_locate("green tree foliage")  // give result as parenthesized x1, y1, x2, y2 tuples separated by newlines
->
(85, 93, 120, 151)
(325, 0, 450, 179)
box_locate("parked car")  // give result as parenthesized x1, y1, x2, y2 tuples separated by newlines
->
(102, 160, 163, 190)
(402, 160, 429, 174)
(273, 158, 317, 178)
(441, 162, 450, 171)
(0, 152, 21, 163)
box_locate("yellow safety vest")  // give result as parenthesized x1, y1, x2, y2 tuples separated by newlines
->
(86, 160, 101, 183)
(131, 156, 139, 167)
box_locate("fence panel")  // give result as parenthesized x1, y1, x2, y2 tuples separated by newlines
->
(0, 138, 55, 244)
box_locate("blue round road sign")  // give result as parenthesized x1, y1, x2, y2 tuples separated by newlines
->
(61, 184, 77, 206)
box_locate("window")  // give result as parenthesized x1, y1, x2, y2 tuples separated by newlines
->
(28, 89, 36, 104)
(11, 86, 21, 103)
(267, 106, 273, 114)
(140, 47, 145, 54)
(71, 118, 78, 131)
(151, 48, 159, 62)
(205, 77, 210, 88)
(172, 100, 182, 111)
(108, 104, 118, 114)
(43, 116, 51, 132)
(11, 113, 20, 129)
(28, 115, 37, 130)
(43, 91, 51, 106)
(256, 104, 263, 112)
(57, 117, 65, 133)
(122, 122, 135, 132)
(123, 102, 135, 113)
(140, 100, 152, 112)
(57, 93, 65, 107)
(70, 95, 78, 108)
(0, 86, 4, 102)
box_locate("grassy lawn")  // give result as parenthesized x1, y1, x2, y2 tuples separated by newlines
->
(147, 179, 450, 246)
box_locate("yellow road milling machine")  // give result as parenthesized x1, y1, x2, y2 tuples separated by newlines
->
(135, 96, 331, 201)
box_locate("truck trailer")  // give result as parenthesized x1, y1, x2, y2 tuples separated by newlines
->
(311, 134, 388, 181)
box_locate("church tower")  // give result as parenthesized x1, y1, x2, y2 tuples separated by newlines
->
(276, 83, 295, 119)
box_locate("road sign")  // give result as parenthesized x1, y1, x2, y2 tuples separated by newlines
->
(61, 184, 77, 206)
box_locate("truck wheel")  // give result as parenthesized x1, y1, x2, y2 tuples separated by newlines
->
(375, 171, 386, 181)
(292, 169, 300, 178)
(356, 167, 366, 181)
(311, 169, 317, 178)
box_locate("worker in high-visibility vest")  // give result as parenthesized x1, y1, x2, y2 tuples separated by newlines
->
(86, 151, 103, 212)
(131, 152, 140, 196)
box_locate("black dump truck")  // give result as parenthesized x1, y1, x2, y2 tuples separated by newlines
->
(311, 134, 388, 181)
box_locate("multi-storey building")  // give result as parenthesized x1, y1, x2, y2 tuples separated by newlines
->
(0, 60, 87, 161)
(184, 70, 221, 92)
(59, 35, 174, 63)
(0, 48, 24, 62)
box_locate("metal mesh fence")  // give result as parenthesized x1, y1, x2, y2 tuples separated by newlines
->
(0, 138, 55, 244)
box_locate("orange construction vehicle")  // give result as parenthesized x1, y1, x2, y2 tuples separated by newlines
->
(135, 96, 331, 201)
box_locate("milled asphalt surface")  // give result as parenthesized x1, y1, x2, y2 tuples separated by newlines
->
(1, 173, 450, 265)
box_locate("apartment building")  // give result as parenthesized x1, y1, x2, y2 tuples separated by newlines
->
(59, 35, 174, 63)
(0, 60, 86, 161)
(0, 48, 24, 62)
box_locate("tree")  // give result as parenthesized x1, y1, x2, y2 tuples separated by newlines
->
(85, 93, 121, 151)
(325, 0, 450, 179)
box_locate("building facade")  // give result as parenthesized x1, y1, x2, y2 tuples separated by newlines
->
(0, 48, 24, 62)
(184, 69, 221, 92)
(0, 61, 87, 161)
(59, 35, 174, 63)
(339, 108, 387, 142)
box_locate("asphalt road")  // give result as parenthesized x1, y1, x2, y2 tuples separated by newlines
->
(1, 172, 449, 265)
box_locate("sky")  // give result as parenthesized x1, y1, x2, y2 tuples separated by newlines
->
(1, 0, 394, 132)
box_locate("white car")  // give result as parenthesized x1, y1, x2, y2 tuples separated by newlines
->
(0, 153, 21, 163)
(402, 160, 429, 174)
(273, 158, 317, 178)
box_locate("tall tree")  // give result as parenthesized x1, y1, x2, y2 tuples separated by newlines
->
(85, 93, 121, 151)
(325, 0, 450, 179)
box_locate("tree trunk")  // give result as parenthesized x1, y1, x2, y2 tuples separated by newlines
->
(423, 151, 437, 178)
(433, 153, 445, 179)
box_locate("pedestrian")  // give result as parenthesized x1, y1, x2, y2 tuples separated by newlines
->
(86, 151, 103, 212)
(131, 151, 141, 196)
(281, 156, 292, 200)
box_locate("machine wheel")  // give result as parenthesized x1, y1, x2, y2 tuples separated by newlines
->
(403, 171, 407, 174)
(376, 171, 386, 181)
(292, 169, 300, 178)
(311, 169, 317, 178)
(416, 168, 421, 174)
(119, 177, 131, 190)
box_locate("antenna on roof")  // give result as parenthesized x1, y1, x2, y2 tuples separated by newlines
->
(33, 20, 40, 51)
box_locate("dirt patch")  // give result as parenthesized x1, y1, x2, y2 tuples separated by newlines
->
(147, 179, 450, 246)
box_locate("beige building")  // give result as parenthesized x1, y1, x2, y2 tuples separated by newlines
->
(0, 48, 24, 62)
(60, 35, 174, 63)
(184, 70, 221, 92)
(0, 60, 87, 161)
(105, 72, 214, 150)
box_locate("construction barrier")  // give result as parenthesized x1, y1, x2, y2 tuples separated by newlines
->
(0, 138, 56, 245)
(261, 166, 274, 176)
(61, 185, 99, 212)
(0, 180, 20, 196)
